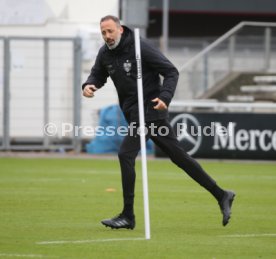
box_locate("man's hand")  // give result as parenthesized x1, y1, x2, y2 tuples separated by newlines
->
(83, 84, 97, 98)
(152, 98, 168, 110)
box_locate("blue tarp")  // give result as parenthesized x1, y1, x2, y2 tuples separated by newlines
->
(86, 105, 154, 154)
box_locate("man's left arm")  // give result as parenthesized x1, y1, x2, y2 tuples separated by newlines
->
(141, 39, 179, 108)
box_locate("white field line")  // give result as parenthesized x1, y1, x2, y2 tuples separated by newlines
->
(0, 254, 56, 258)
(220, 233, 276, 238)
(36, 237, 145, 245)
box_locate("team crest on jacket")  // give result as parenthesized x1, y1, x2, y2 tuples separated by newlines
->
(123, 60, 132, 76)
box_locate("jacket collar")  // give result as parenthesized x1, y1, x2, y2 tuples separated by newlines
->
(104, 25, 134, 53)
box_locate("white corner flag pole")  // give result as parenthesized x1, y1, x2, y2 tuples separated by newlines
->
(134, 28, 151, 240)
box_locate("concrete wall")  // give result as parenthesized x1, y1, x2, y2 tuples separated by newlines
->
(0, 0, 119, 139)
(47, 0, 118, 23)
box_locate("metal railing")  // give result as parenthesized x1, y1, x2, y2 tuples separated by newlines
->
(170, 100, 276, 113)
(176, 21, 276, 99)
(0, 36, 82, 152)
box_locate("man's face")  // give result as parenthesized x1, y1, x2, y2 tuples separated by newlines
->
(100, 19, 123, 49)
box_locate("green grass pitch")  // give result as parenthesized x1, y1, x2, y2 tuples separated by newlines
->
(0, 157, 276, 258)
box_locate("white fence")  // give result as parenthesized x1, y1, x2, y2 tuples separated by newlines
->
(0, 36, 82, 151)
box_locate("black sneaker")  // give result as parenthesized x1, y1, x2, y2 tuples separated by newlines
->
(101, 214, 135, 230)
(219, 190, 236, 226)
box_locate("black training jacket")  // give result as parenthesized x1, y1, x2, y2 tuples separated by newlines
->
(82, 26, 179, 123)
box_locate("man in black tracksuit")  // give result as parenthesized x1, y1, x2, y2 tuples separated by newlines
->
(82, 15, 235, 230)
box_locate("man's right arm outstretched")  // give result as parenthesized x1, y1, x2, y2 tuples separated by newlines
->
(83, 85, 97, 98)
(82, 48, 109, 98)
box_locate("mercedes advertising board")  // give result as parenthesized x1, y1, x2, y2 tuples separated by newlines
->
(156, 113, 276, 160)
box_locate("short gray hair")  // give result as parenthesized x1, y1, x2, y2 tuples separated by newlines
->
(100, 15, 121, 27)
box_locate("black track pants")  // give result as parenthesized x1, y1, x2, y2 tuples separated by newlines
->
(118, 119, 217, 208)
